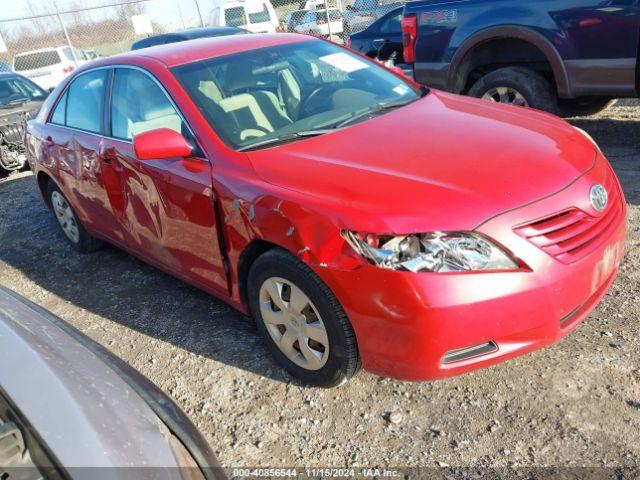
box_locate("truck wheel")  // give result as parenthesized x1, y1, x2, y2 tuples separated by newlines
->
(248, 248, 360, 387)
(468, 67, 559, 115)
(558, 97, 615, 117)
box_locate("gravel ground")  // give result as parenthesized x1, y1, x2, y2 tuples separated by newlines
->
(0, 100, 639, 471)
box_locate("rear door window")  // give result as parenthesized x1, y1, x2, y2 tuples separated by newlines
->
(65, 69, 107, 133)
(224, 6, 246, 26)
(248, 4, 271, 23)
(13, 50, 61, 71)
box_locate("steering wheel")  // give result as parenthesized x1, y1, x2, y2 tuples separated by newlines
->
(299, 85, 336, 117)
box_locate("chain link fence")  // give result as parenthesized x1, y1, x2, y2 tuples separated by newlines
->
(0, 0, 404, 90)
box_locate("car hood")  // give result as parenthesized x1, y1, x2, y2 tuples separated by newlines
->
(0, 100, 43, 123)
(247, 90, 596, 233)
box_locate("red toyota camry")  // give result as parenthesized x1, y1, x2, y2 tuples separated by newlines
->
(25, 34, 626, 387)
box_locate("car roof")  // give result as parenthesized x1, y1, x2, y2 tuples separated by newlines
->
(106, 33, 314, 68)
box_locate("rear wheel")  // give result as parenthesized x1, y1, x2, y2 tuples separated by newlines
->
(248, 249, 360, 387)
(46, 182, 102, 253)
(468, 66, 559, 115)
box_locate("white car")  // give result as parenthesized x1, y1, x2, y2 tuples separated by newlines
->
(12, 46, 88, 91)
(294, 8, 344, 38)
(210, 0, 280, 33)
(299, 0, 343, 10)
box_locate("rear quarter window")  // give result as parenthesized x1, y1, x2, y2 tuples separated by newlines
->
(14, 51, 61, 71)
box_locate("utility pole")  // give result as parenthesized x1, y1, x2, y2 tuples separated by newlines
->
(53, 0, 79, 66)
(194, 0, 206, 27)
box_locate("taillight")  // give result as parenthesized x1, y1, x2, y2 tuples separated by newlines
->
(346, 38, 351, 48)
(401, 13, 417, 63)
(63, 65, 75, 74)
(275, 25, 282, 32)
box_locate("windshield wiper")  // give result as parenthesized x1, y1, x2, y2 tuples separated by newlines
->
(237, 129, 332, 152)
(334, 98, 417, 129)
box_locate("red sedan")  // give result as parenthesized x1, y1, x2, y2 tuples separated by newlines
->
(25, 34, 626, 387)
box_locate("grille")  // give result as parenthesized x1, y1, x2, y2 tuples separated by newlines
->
(514, 174, 622, 264)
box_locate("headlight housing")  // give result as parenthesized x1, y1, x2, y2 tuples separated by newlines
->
(342, 231, 519, 273)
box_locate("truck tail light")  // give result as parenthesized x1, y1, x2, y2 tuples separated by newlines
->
(63, 65, 75, 74)
(401, 13, 417, 63)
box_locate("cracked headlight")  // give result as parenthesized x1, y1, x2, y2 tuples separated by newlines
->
(342, 231, 519, 272)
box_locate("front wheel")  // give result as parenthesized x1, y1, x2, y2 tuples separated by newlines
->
(248, 249, 360, 387)
(468, 66, 559, 115)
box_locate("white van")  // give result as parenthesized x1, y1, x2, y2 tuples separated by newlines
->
(13, 46, 88, 91)
(210, 0, 280, 33)
(294, 9, 344, 39)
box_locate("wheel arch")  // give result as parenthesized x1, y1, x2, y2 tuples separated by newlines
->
(37, 170, 54, 208)
(237, 239, 280, 308)
(448, 26, 571, 98)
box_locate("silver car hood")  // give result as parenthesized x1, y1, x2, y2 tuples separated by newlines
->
(0, 286, 221, 477)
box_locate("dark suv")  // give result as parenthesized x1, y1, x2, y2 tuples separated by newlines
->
(400, 0, 640, 115)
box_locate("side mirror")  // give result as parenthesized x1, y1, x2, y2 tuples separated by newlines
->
(133, 128, 193, 160)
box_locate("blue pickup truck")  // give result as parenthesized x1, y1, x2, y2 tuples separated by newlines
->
(395, 0, 640, 115)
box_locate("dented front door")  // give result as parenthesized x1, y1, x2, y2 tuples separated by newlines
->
(102, 67, 228, 293)
(102, 137, 228, 293)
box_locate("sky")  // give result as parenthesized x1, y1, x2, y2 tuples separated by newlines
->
(0, 0, 216, 30)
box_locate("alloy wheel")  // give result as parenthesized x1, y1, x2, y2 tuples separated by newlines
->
(51, 191, 80, 244)
(258, 276, 330, 371)
(482, 87, 529, 107)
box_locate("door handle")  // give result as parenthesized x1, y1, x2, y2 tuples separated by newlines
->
(100, 146, 117, 165)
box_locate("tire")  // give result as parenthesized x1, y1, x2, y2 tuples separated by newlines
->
(248, 248, 360, 387)
(558, 97, 615, 118)
(46, 181, 102, 253)
(468, 66, 559, 115)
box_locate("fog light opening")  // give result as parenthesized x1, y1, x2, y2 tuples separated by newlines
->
(442, 341, 498, 364)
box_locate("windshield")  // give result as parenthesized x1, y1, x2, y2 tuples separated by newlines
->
(0, 76, 47, 105)
(172, 39, 421, 150)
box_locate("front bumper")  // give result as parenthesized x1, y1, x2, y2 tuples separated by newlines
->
(313, 155, 627, 381)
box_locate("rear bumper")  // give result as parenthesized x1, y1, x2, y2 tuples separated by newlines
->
(313, 155, 627, 381)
